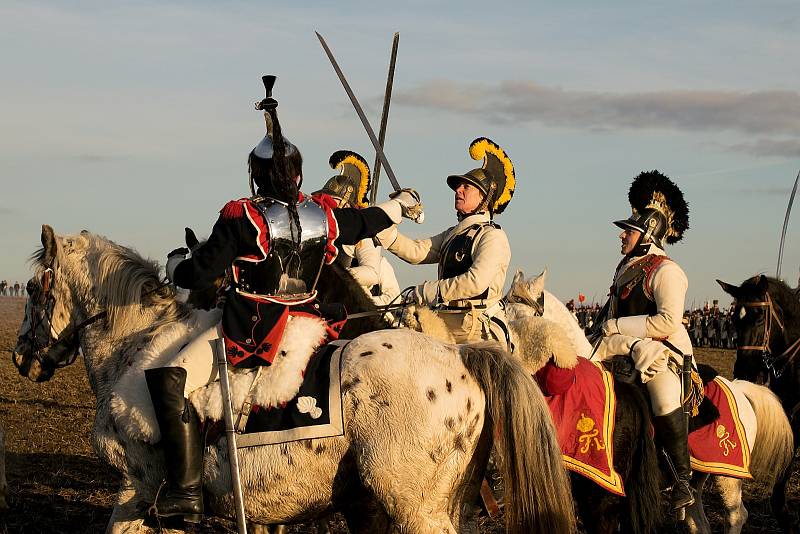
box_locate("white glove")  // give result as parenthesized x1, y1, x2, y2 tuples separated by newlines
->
(390, 188, 424, 224)
(166, 248, 188, 282)
(602, 319, 620, 336)
(412, 281, 439, 306)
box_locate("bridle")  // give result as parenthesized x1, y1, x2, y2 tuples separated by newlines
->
(737, 293, 800, 378)
(17, 264, 169, 374)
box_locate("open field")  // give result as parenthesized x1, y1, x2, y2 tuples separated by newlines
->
(0, 297, 796, 533)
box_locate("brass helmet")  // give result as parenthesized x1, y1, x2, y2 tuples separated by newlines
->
(315, 150, 371, 208)
(446, 137, 515, 215)
(614, 170, 689, 248)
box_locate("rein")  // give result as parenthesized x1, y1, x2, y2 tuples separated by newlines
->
(738, 294, 800, 378)
(21, 268, 171, 371)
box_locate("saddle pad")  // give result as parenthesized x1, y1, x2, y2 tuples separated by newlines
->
(546, 359, 625, 496)
(688, 377, 751, 478)
(235, 342, 345, 447)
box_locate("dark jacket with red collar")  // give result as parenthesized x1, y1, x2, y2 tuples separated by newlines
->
(172, 192, 392, 367)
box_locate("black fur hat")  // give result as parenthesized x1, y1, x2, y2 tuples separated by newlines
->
(617, 170, 689, 245)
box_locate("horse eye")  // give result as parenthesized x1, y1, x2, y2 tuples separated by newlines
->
(26, 280, 36, 295)
(738, 307, 746, 320)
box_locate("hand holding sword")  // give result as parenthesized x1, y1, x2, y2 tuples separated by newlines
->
(316, 31, 424, 224)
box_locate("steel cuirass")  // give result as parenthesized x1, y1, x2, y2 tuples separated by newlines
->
(234, 198, 329, 299)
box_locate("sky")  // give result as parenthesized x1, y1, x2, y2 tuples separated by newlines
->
(1, 0, 799, 307)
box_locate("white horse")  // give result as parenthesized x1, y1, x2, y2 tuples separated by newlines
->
(11, 226, 575, 534)
(504, 270, 796, 534)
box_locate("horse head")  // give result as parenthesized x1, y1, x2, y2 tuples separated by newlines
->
(13, 225, 85, 382)
(717, 275, 786, 383)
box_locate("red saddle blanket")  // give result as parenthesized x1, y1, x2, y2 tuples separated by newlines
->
(688, 377, 751, 479)
(544, 359, 625, 496)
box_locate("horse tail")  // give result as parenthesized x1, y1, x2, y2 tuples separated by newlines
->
(616, 382, 662, 533)
(460, 342, 576, 534)
(734, 379, 794, 488)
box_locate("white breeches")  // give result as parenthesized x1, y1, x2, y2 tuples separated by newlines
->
(646, 369, 682, 416)
(145, 323, 222, 397)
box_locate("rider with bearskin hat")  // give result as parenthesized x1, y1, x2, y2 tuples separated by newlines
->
(142, 76, 422, 523)
(380, 137, 514, 348)
(315, 150, 401, 307)
(594, 170, 696, 511)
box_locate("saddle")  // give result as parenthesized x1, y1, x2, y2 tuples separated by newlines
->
(602, 356, 720, 432)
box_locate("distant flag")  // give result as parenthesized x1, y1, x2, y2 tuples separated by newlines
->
(578, 293, 586, 303)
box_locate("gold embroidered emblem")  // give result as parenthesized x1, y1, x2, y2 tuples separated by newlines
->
(716, 423, 737, 457)
(577, 413, 605, 454)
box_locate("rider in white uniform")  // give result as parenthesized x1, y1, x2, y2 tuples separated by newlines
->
(315, 150, 402, 308)
(594, 170, 694, 511)
(380, 137, 515, 348)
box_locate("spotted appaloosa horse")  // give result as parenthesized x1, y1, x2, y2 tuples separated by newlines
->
(12, 225, 575, 534)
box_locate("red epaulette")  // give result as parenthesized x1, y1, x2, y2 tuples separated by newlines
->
(311, 192, 339, 210)
(220, 199, 248, 220)
(643, 255, 671, 299)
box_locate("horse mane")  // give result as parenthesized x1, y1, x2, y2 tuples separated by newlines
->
(316, 261, 389, 338)
(85, 234, 191, 340)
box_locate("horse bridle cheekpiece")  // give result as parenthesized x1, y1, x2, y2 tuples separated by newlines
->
(738, 294, 800, 378)
(17, 267, 82, 373)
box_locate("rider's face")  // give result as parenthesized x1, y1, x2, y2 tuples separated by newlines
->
(619, 228, 641, 255)
(454, 181, 484, 215)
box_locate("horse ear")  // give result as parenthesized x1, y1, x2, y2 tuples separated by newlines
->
(716, 279, 740, 298)
(530, 268, 547, 297)
(41, 224, 57, 265)
(185, 227, 200, 250)
(757, 275, 769, 292)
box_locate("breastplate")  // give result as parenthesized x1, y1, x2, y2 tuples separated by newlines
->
(439, 223, 494, 301)
(235, 198, 329, 299)
(612, 280, 657, 318)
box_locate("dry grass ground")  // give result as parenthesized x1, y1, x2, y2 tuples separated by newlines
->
(0, 298, 796, 533)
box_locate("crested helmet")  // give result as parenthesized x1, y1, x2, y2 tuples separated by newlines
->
(446, 137, 515, 216)
(315, 150, 371, 208)
(614, 170, 689, 248)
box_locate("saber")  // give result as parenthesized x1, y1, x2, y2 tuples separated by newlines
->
(213, 338, 248, 534)
(776, 168, 800, 279)
(316, 32, 402, 193)
(369, 32, 400, 206)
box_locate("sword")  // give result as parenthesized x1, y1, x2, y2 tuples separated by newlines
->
(370, 32, 400, 206)
(213, 338, 248, 534)
(776, 168, 800, 280)
(315, 33, 407, 194)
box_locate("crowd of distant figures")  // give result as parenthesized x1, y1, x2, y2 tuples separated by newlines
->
(0, 280, 23, 297)
(684, 306, 737, 349)
(566, 300, 736, 349)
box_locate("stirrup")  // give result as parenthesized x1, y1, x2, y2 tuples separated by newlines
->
(146, 480, 203, 524)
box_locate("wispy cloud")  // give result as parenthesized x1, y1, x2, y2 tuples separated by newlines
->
(727, 138, 800, 158)
(395, 80, 800, 156)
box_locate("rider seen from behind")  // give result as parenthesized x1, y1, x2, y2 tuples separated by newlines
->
(380, 138, 515, 349)
(594, 170, 696, 511)
(144, 76, 423, 523)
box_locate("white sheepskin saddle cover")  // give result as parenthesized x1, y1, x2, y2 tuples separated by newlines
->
(109, 311, 328, 443)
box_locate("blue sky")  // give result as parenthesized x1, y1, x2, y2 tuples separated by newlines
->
(1, 1, 799, 307)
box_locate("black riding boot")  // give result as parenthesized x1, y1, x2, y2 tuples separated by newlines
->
(654, 407, 695, 511)
(145, 367, 204, 523)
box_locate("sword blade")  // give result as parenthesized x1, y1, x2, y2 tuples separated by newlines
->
(776, 168, 800, 279)
(316, 32, 401, 192)
(370, 32, 400, 205)
(214, 338, 248, 534)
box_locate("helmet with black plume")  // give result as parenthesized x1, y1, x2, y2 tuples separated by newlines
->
(614, 170, 689, 248)
(249, 75, 303, 201)
(446, 137, 515, 217)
